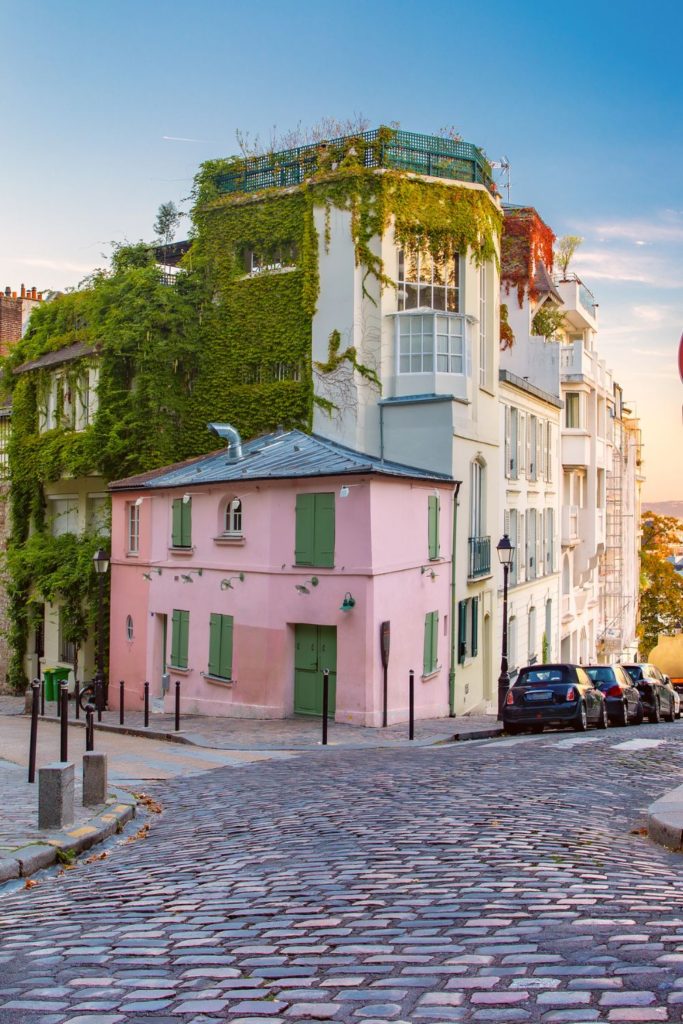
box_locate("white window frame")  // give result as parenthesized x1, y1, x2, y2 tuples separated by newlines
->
(127, 502, 140, 554)
(224, 497, 243, 536)
(396, 312, 467, 376)
(49, 496, 79, 537)
(86, 493, 109, 535)
(469, 459, 485, 539)
(479, 263, 487, 387)
(397, 248, 461, 312)
(528, 606, 537, 664)
(565, 392, 582, 429)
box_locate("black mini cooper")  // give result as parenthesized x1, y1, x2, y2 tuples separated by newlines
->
(503, 663, 609, 734)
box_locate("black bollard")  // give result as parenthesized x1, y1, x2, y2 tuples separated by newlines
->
(59, 682, 69, 762)
(119, 680, 125, 725)
(322, 669, 329, 746)
(144, 681, 150, 728)
(96, 678, 103, 723)
(40, 677, 45, 717)
(74, 680, 80, 720)
(28, 680, 40, 784)
(409, 669, 415, 741)
(174, 679, 180, 732)
(85, 703, 95, 751)
(56, 679, 61, 718)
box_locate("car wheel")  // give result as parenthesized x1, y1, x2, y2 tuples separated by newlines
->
(531, 724, 544, 734)
(505, 723, 520, 735)
(649, 699, 661, 724)
(618, 702, 629, 727)
(633, 700, 644, 725)
(573, 703, 588, 732)
(666, 699, 676, 723)
(597, 702, 609, 730)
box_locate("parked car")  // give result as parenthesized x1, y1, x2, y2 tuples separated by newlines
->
(584, 665, 644, 726)
(503, 663, 609, 734)
(662, 676, 681, 719)
(622, 663, 677, 723)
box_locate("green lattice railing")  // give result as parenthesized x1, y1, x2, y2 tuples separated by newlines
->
(214, 128, 494, 195)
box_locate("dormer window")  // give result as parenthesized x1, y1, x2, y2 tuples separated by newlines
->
(397, 249, 461, 312)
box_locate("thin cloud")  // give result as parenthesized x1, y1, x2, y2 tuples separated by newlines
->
(15, 256, 96, 274)
(162, 135, 211, 144)
(577, 210, 683, 245)
(573, 247, 681, 288)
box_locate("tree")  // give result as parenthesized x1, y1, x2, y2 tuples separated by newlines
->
(154, 201, 182, 266)
(638, 512, 683, 654)
(555, 235, 583, 279)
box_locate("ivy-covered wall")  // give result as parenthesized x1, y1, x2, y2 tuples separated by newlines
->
(3, 134, 502, 690)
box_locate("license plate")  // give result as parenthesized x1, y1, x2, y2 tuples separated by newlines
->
(526, 691, 551, 701)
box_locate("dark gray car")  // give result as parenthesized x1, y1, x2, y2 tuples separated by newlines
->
(503, 663, 608, 734)
(584, 664, 644, 726)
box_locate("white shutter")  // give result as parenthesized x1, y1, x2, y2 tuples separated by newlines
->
(504, 406, 511, 479)
(536, 509, 543, 578)
(519, 414, 526, 474)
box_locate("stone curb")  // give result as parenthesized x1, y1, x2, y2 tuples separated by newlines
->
(0, 787, 136, 884)
(647, 783, 683, 852)
(35, 712, 503, 752)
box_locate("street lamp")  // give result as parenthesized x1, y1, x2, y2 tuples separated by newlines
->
(92, 548, 110, 713)
(496, 534, 515, 720)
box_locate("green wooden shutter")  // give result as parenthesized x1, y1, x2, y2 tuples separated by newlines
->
(220, 615, 233, 679)
(471, 596, 479, 657)
(208, 613, 221, 677)
(458, 600, 468, 664)
(314, 492, 335, 568)
(172, 499, 182, 547)
(171, 608, 189, 668)
(428, 495, 439, 560)
(431, 611, 439, 672)
(295, 493, 315, 565)
(423, 612, 433, 675)
(181, 499, 192, 547)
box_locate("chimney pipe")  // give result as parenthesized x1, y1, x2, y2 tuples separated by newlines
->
(208, 422, 244, 461)
(20, 284, 26, 299)
(31, 286, 37, 300)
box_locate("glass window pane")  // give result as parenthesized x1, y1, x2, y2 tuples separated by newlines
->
(418, 252, 431, 283)
(404, 283, 418, 309)
(432, 287, 446, 310)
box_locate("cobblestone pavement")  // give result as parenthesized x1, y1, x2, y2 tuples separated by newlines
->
(1, 722, 683, 1022)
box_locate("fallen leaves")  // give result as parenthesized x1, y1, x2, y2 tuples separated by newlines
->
(125, 823, 150, 844)
(24, 878, 39, 889)
(133, 792, 163, 814)
(630, 827, 649, 836)
(84, 851, 109, 864)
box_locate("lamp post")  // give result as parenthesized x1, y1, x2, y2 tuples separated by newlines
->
(92, 548, 110, 713)
(496, 534, 515, 720)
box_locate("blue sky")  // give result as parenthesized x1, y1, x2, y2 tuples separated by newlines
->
(1, 0, 681, 499)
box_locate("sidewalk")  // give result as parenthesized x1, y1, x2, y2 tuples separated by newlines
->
(0, 756, 136, 885)
(34, 700, 503, 750)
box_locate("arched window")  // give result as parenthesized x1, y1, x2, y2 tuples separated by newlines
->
(225, 497, 243, 535)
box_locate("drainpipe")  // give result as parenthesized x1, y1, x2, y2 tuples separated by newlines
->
(449, 480, 462, 717)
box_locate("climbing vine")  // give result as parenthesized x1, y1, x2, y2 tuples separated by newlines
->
(531, 305, 566, 340)
(501, 207, 555, 307)
(500, 303, 515, 350)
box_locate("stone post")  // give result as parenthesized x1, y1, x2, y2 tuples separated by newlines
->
(82, 752, 108, 806)
(38, 762, 74, 830)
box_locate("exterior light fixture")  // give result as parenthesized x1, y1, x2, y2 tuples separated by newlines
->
(93, 549, 110, 575)
(182, 493, 191, 505)
(220, 573, 245, 590)
(340, 592, 356, 612)
(339, 485, 350, 498)
(295, 577, 319, 595)
(180, 568, 203, 583)
(142, 567, 162, 580)
(420, 566, 438, 579)
(92, 549, 110, 712)
(496, 533, 516, 721)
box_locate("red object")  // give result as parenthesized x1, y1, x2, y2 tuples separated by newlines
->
(678, 332, 683, 383)
(606, 684, 623, 698)
(506, 690, 515, 705)
(566, 687, 576, 701)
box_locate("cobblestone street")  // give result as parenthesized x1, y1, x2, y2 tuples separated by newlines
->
(1, 723, 683, 1022)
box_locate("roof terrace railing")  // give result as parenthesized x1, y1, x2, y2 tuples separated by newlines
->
(213, 128, 494, 196)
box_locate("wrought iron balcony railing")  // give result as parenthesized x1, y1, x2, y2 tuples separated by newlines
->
(468, 536, 491, 579)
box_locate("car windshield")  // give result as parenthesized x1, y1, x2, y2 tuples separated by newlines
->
(515, 668, 566, 687)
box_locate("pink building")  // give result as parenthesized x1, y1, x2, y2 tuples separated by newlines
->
(108, 426, 458, 727)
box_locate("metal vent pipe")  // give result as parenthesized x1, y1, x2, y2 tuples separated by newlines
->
(208, 422, 243, 460)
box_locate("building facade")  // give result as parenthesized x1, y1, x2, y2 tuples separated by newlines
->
(108, 428, 456, 725)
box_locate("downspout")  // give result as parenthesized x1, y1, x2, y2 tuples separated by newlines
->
(449, 480, 462, 717)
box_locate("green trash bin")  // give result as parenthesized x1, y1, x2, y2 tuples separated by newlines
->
(42, 669, 56, 702)
(53, 667, 70, 690)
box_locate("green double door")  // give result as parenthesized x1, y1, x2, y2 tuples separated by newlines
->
(294, 624, 337, 716)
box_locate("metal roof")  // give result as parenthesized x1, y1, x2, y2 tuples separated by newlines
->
(14, 341, 98, 375)
(110, 428, 456, 492)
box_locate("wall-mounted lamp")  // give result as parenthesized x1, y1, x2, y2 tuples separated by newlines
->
(182, 493, 191, 505)
(142, 567, 163, 581)
(220, 573, 245, 590)
(421, 566, 438, 580)
(340, 592, 356, 612)
(134, 497, 144, 507)
(295, 577, 319, 595)
(339, 485, 350, 498)
(179, 568, 204, 583)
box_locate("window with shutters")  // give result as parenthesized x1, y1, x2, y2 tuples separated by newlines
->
(295, 492, 335, 568)
(171, 497, 192, 549)
(509, 615, 518, 672)
(510, 407, 518, 479)
(528, 415, 537, 481)
(507, 509, 519, 586)
(545, 508, 554, 572)
(458, 600, 468, 664)
(479, 264, 488, 388)
(170, 609, 190, 669)
(545, 600, 553, 661)
(208, 613, 233, 680)
(546, 421, 553, 482)
(423, 610, 439, 675)
(519, 413, 527, 474)
(527, 509, 537, 579)
(528, 606, 537, 664)
(471, 595, 479, 658)
(428, 495, 440, 560)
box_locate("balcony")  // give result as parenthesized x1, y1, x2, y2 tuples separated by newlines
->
(213, 128, 495, 196)
(562, 505, 580, 546)
(562, 431, 591, 468)
(554, 274, 598, 332)
(468, 536, 491, 579)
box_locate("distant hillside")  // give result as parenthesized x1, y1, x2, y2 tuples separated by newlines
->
(643, 501, 683, 521)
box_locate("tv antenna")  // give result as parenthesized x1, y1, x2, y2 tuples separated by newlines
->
(491, 156, 511, 202)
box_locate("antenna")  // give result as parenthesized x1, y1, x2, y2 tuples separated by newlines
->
(491, 156, 511, 202)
